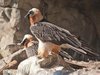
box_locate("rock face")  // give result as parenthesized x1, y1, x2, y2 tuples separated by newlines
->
(0, 6, 20, 57)
(16, 55, 71, 75)
(0, 0, 100, 57)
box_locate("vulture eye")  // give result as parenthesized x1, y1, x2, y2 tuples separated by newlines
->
(29, 11, 34, 15)
(24, 11, 34, 18)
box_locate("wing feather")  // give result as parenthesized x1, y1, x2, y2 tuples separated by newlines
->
(30, 22, 81, 48)
(30, 22, 99, 56)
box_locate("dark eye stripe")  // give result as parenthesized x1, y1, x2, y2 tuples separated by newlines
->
(30, 11, 34, 15)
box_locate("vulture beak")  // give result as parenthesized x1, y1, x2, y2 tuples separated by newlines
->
(20, 34, 33, 46)
(24, 11, 30, 18)
(20, 38, 28, 46)
(24, 10, 35, 18)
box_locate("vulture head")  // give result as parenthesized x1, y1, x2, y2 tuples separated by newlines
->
(20, 34, 34, 48)
(25, 8, 43, 25)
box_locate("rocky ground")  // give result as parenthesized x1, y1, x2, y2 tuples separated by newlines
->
(0, 45, 99, 75)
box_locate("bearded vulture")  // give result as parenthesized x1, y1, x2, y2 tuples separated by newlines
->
(24, 8, 98, 58)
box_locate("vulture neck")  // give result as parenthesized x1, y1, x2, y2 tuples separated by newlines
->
(29, 15, 43, 26)
(24, 39, 33, 48)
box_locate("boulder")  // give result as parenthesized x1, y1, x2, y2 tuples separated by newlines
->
(3, 69, 16, 75)
(16, 54, 72, 75)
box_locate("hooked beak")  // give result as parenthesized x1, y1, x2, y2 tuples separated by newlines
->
(24, 11, 35, 18)
(20, 38, 28, 46)
(24, 11, 30, 18)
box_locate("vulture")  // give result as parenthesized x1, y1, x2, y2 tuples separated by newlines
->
(20, 34, 72, 59)
(24, 8, 99, 59)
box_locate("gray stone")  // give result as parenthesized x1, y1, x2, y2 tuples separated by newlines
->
(0, 0, 11, 6)
(16, 55, 71, 75)
(3, 69, 16, 75)
(3, 69, 100, 75)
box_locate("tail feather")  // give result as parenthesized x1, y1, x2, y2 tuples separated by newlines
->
(60, 44, 87, 54)
(60, 43, 99, 57)
(59, 50, 73, 59)
(80, 47, 99, 56)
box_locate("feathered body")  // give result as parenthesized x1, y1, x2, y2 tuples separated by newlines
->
(25, 8, 99, 58)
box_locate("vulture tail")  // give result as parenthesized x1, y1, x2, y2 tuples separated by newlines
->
(60, 44, 87, 54)
(59, 50, 73, 59)
(80, 47, 99, 57)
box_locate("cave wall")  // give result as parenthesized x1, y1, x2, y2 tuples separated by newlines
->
(0, 0, 100, 57)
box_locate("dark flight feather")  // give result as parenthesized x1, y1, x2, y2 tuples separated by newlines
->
(30, 22, 81, 47)
(30, 21, 99, 56)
